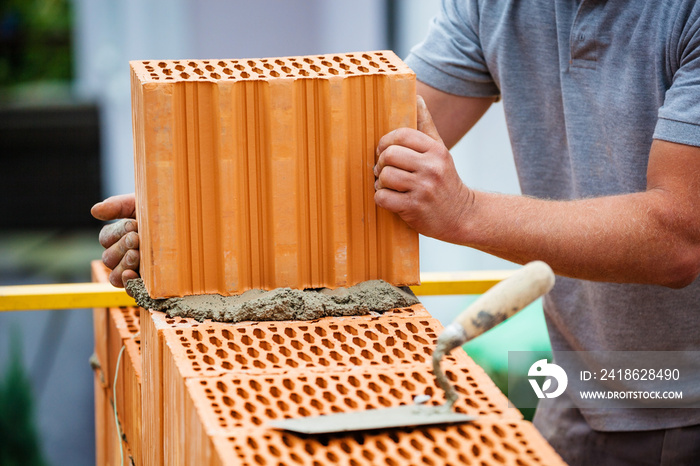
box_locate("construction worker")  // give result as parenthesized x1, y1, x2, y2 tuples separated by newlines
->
(93, 1, 700, 463)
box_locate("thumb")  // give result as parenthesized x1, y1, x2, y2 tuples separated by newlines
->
(416, 95, 443, 143)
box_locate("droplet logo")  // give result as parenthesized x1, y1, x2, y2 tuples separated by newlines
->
(528, 359, 568, 399)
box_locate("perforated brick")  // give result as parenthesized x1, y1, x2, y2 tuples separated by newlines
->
(131, 50, 418, 298)
(186, 364, 519, 433)
(209, 421, 564, 466)
(163, 313, 460, 377)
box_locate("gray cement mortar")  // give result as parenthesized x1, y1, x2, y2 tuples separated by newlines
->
(125, 279, 420, 323)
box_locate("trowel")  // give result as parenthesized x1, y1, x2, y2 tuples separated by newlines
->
(268, 260, 555, 434)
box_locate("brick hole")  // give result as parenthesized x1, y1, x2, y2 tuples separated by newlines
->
(393, 348, 405, 358)
(246, 60, 256, 66)
(310, 399, 323, 410)
(503, 441, 518, 453)
(302, 385, 315, 396)
(310, 64, 320, 72)
(203, 355, 215, 365)
(349, 356, 362, 365)
(333, 332, 346, 342)
(361, 53, 372, 60)
(381, 355, 392, 364)
(292, 62, 303, 69)
(516, 460, 529, 466)
(348, 376, 360, 387)
(210, 72, 220, 79)
(290, 393, 301, 404)
(368, 382, 381, 393)
(188, 355, 196, 360)
(275, 59, 285, 66)
(196, 342, 208, 353)
(234, 64, 244, 71)
(369, 61, 380, 68)
(403, 341, 416, 351)
(389, 388, 402, 399)
(299, 70, 309, 77)
(340, 63, 350, 70)
(256, 394, 270, 406)
(227, 341, 241, 352)
(241, 71, 251, 78)
(471, 444, 481, 457)
(352, 337, 366, 348)
(180, 72, 190, 79)
(266, 353, 279, 364)
(284, 328, 296, 338)
(209, 335, 222, 347)
(180, 337, 188, 342)
(270, 70, 280, 77)
(176, 329, 184, 335)
(386, 336, 395, 346)
(236, 387, 249, 399)
(235, 354, 246, 364)
(252, 66, 263, 74)
(361, 349, 373, 360)
(291, 340, 302, 350)
(321, 339, 333, 349)
(192, 330, 202, 341)
(286, 358, 299, 368)
(377, 396, 391, 407)
(364, 330, 378, 341)
(303, 333, 315, 343)
(395, 330, 408, 340)
(349, 58, 360, 65)
(358, 66, 369, 73)
(445, 436, 459, 448)
(279, 346, 291, 357)
(297, 406, 310, 416)
(276, 400, 289, 412)
(372, 343, 385, 354)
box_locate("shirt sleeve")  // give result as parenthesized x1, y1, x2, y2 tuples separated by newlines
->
(404, 0, 500, 98)
(654, 7, 700, 147)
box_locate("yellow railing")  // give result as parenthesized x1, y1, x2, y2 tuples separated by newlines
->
(0, 270, 514, 312)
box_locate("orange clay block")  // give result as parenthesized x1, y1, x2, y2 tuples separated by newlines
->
(92, 261, 142, 465)
(130, 51, 419, 298)
(92, 260, 564, 465)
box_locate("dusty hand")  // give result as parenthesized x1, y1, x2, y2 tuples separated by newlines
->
(374, 96, 473, 243)
(91, 193, 140, 288)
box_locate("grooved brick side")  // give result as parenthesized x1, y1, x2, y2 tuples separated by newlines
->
(131, 51, 419, 298)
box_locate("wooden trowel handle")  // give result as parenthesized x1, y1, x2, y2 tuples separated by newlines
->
(438, 261, 555, 355)
(432, 261, 555, 409)
(454, 260, 555, 342)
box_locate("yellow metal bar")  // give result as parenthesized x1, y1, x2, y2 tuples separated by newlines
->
(411, 270, 515, 296)
(0, 270, 514, 311)
(0, 282, 136, 312)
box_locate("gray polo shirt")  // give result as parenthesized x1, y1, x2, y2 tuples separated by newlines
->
(406, 0, 700, 431)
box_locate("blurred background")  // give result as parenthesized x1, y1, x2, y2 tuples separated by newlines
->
(0, 1, 549, 464)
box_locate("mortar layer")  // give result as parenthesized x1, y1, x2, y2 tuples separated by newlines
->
(125, 279, 419, 323)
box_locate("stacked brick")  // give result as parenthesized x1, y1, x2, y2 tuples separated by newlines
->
(92, 261, 565, 465)
(130, 51, 419, 299)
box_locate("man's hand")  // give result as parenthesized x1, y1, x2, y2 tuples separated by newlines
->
(91, 193, 140, 288)
(374, 96, 473, 243)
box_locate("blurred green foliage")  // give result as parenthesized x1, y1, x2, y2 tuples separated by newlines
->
(0, 0, 73, 87)
(0, 329, 47, 466)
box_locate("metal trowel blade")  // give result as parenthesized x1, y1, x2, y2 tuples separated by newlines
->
(267, 404, 476, 434)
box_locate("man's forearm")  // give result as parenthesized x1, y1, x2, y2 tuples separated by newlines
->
(455, 189, 700, 288)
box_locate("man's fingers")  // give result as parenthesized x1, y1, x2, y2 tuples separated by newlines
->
(99, 219, 138, 249)
(374, 166, 414, 193)
(91, 193, 137, 221)
(377, 127, 438, 157)
(416, 95, 443, 142)
(374, 145, 422, 177)
(109, 249, 141, 288)
(374, 188, 409, 214)
(102, 230, 139, 269)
